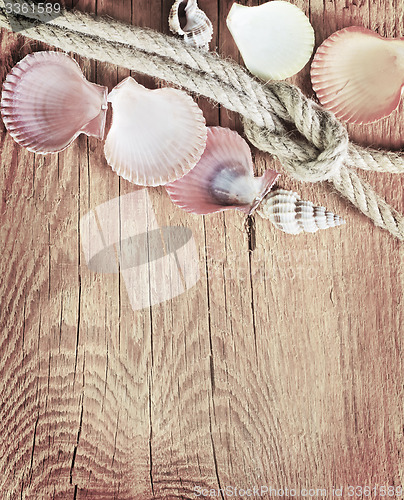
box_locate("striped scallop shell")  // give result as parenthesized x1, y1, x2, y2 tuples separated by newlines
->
(1, 51, 108, 153)
(169, 0, 213, 49)
(258, 189, 345, 234)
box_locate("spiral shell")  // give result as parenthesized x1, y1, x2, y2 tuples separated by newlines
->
(169, 0, 213, 50)
(258, 189, 345, 234)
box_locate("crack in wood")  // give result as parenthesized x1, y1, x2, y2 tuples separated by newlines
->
(73, 275, 81, 385)
(70, 397, 84, 486)
(28, 414, 39, 485)
(208, 405, 224, 500)
(148, 377, 154, 497)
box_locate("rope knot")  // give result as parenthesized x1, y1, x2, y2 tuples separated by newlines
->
(243, 82, 349, 183)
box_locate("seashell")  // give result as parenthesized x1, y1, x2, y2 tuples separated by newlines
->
(165, 126, 280, 214)
(311, 26, 404, 124)
(104, 77, 207, 187)
(0, 51, 108, 153)
(226, 1, 315, 81)
(258, 189, 345, 234)
(169, 0, 213, 50)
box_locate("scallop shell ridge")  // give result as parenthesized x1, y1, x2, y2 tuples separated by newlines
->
(258, 189, 345, 234)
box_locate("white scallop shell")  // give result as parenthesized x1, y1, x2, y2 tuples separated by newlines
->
(311, 26, 404, 124)
(226, 1, 315, 81)
(166, 127, 279, 214)
(1, 51, 108, 153)
(104, 77, 207, 187)
(258, 189, 345, 234)
(169, 0, 213, 50)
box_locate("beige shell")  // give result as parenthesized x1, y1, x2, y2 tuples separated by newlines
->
(258, 189, 345, 235)
(169, 0, 213, 50)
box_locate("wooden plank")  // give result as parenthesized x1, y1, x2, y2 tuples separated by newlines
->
(143, 1, 225, 496)
(0, 0, 403, 498)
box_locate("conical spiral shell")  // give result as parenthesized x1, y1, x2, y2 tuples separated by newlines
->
(169, 0, 213, 49)
(258, 189, 345, 234)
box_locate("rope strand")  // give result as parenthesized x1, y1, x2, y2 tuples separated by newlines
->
(1, 0, 404, 239)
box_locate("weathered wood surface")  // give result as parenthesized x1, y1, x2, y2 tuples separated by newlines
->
(1, 0, 403, 498)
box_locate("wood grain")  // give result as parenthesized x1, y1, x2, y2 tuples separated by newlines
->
(0, 0, 403, 498)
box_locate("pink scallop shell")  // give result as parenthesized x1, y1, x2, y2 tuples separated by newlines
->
(165, 126, 280, 215)
(311, 26, 404, 124)
(1, 51, 108, 153)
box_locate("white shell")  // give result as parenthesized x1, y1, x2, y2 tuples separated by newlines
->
(169, 0, 213, 50)
(226, 1, 315, 81)
(1, 51, 108, 153)
(104, 77, 207, 187)
(166, 127, 279, 214)
(311, 27, 404, 124)
(258, 189, 345, 234)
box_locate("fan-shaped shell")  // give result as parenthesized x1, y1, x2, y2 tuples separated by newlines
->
(104, 77, 207, 187)
(258, 189, 345, 234)
(1, 51, 108, 153)
(311, 26, 404, 124)
(226, 1, 315, 81)
(166, 126, 279, 214)
(169, 0, 213, 49)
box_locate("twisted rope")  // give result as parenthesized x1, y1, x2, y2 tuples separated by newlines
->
(1, 1, 404, 239)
